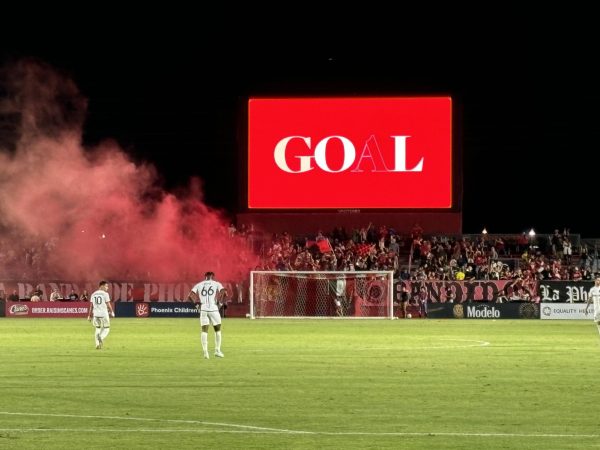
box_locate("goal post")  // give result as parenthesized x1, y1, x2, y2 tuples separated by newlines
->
(249, 271, 395, 319)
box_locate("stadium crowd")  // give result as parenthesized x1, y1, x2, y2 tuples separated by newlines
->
(1, 222, 598, 303)
(250, 224, 597, 283)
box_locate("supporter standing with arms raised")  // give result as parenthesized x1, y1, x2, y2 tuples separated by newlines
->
(188, 271, 227, 359)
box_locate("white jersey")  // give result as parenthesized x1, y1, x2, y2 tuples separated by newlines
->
(192, 280, 224, 312)
(90, 289, 111, 317)
(335, 278, 346, 297)
(588, 286, 600, 320)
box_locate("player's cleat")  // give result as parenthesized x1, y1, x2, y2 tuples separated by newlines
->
(214, 351, 224, 358)
(203, 353, 210, 359)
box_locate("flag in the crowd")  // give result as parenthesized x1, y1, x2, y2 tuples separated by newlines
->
(356, 243, 375, 256)
(306, 238, 333, 253)
(317, 239, 333, 253)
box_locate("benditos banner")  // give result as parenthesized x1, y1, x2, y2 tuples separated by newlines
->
(393, 280, 538, 303)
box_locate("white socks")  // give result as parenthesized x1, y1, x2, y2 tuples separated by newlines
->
(215, 331, 222, 353)
(201, 332, 208, 354)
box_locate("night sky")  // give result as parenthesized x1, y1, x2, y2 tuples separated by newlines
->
(2, 19, 598, 237)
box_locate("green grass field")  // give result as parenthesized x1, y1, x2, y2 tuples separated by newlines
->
(1, 318, 599, 449)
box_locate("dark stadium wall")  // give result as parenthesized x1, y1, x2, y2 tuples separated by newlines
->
(237, 212, 462, 235)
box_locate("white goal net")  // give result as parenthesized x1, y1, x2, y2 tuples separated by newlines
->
(250, 271, 394, 319)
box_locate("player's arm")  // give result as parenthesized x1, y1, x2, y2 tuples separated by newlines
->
(187, 290, 200, 309)
(87, 301, 93, 321)
(107, 300, 115, 318)
(585, 290, 593, 314)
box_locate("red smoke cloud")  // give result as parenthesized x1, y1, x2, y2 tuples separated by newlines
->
(0, 59, 257, 283)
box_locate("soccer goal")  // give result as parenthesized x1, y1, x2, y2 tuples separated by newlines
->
(249, 271, 395, 319)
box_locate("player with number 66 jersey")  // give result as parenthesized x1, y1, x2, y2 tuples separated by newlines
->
(188, 272, 227, 359)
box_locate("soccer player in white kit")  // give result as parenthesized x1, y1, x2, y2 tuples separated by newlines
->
(188, 271, 227, 359)
(333, 275, 346, 316)
(585, 277, 600, 334)
(87, 280, 115, 349)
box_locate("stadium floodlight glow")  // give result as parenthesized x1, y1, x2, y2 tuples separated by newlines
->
(528, 228, 536, 237)
(482, 227, 488, 235)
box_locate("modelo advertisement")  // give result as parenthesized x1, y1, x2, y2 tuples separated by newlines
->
(427, 302, 540, 319)
(540, 303, 594, 320)
(248, 97, 452, 209)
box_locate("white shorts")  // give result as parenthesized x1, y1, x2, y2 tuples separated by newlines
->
(93, 316, 110, 328)
(200, 310, 221, 327)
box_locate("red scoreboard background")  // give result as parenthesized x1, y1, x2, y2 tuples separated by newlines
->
(247, 97, 452, 209)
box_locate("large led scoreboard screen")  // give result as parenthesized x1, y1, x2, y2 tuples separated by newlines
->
(247, 97, 452, 209)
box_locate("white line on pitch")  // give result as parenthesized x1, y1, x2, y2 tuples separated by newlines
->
(0, 412, 290, 433)
(0, 412, 597, 438)
(0, 427, 597, 438)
